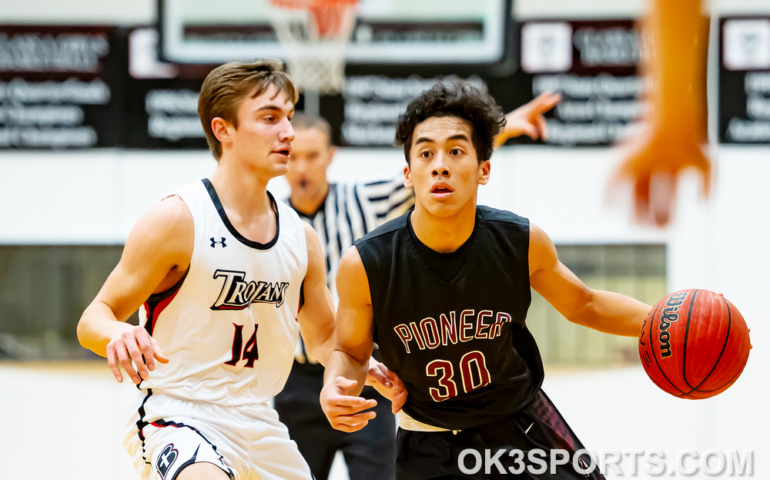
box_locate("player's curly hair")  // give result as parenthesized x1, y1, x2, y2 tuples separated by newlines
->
(395, 82, 506, 164)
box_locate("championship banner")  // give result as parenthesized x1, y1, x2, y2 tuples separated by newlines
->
(0, 25, 122, 149)
(719, 16, 770, 144)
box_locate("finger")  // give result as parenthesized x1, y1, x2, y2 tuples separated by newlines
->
(329, 396, 377, 410)
(106, 344, 124, 383)
(701, 162, 712, 197)
(136, 333, 156, 373)
(520, 122, 538, 140)
(115, 342, 141, 384)
(150, 337, 170, 364)
(124, 335, 150, 380)
(391, 391, 408, 414)
(334, 412, 377, 430)
(631, 171, 650, 225)
(650, 170, 675, 228)
(539, 92, 561, 112)
(368, 367, 391, 388)
(535, 115, 548, 141)
(332, 419, 370, 433)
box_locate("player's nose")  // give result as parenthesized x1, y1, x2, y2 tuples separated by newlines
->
(279, 117, 295, 143)
(431, 151, 450, 177)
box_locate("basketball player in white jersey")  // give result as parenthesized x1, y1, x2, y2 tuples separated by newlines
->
(77, 59, 395, 480)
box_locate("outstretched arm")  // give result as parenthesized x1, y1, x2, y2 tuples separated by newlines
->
(528, 223, 650, 336)
(77, 197, 192, 383)
(494, 91, 561, 148)
(297, 223, 337, 366)
(613, 0, 710, 226)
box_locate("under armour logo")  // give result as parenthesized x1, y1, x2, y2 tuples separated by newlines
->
(210, 237, 227, 248)
(156, 443, 179, 479)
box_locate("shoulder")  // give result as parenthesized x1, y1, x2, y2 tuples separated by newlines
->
(354, 210, 409, 247)
(123, 194, 193, 266)
(477, 205, 529, 228)
(141, 195, 194, 237)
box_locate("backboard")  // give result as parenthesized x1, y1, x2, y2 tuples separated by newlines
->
(158, 0, 510, 65)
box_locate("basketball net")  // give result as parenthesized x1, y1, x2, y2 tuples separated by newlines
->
(268, 0, 358, 96)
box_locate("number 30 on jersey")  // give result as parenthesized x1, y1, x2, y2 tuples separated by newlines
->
(426, 350, 491, 402)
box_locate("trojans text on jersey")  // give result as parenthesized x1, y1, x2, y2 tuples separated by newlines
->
(211, 269, 290, 310)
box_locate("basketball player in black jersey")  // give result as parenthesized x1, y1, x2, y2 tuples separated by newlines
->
(320, 82, 653, 479)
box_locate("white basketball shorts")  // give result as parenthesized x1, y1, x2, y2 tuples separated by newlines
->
(124, 390, 312, 480)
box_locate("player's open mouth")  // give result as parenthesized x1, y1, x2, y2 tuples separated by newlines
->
(431, 183, 453, 195)
(273, 146, 292, 157)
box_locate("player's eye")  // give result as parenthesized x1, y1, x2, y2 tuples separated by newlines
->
(450, 148, 463, 156)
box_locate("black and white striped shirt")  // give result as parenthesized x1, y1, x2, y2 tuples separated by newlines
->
(289, 176, 415, 302)
(286, 176, 414, 364)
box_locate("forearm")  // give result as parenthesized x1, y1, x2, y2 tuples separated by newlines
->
(648, 0, 708, 128)
(569, 290, 651, 337)
(303, 329, 336, 367)
(76, 301, 132, 357)
(324, 349, 369, 396)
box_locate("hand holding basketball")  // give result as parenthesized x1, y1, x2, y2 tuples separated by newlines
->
(638, 289, 751, 399)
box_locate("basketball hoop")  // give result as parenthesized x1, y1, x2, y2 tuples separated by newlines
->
(268, 0, 358, 96)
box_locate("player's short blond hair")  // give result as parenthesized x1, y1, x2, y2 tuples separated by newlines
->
(198, 59, 299, 160)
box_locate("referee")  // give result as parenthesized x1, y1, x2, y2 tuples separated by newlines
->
(277, 94, 560, 480)
(276, 113, 408, 480)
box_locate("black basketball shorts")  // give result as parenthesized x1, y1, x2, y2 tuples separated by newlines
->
(395, 389, 605, 480)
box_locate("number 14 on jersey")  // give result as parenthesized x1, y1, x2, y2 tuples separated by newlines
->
(225, 324, 259, 368)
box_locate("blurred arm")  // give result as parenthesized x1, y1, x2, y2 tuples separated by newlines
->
(614, 0, 711, 226)
(493, 91, 562, 148)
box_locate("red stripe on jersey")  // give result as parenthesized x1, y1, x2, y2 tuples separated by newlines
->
(143, 279, 185, 336)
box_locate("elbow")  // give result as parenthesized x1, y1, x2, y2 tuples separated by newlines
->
(563, 289, 598, 327)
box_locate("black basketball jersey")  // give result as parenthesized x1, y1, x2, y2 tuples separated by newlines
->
(355, 206, 545, 430)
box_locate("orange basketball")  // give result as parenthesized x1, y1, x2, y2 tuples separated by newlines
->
(638, 289, 751, 399)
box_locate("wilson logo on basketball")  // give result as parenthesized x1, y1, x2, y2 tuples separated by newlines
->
(211, 269, 289, 310)
(658, 291, 687, 358)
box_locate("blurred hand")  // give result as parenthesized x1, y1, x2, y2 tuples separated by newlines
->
(613, 128, 711, 227)
(106, 324, 169, 384)
(494, 91, 561, 148)
(320, 377, 378, 433)
(366, 360, 408, 414)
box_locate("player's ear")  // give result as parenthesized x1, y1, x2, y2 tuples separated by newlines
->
(478, 160, 491, 186)
(212, 117, 233, 145)
(403, 164, 413, 189)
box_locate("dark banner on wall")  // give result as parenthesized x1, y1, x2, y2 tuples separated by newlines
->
(508, 18, 644, 147)
(0, 20, 646, 150)
(0, 25, 124, 148)
(120, 27, 209, 149)
(719, 16, 770, 144)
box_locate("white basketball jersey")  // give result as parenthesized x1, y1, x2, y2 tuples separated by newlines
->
(139, 179, 308, 406)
